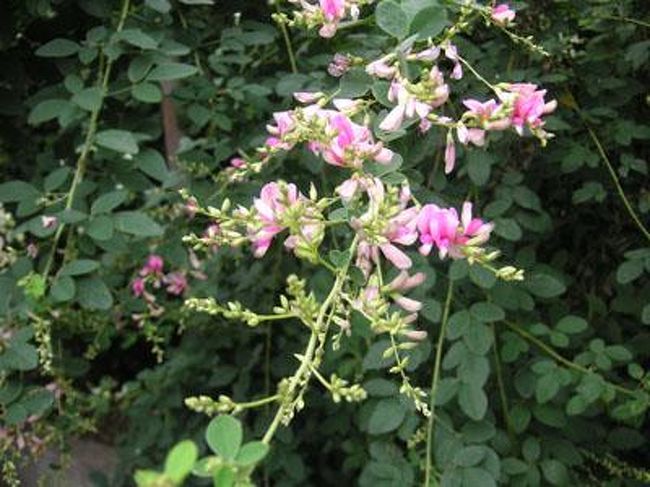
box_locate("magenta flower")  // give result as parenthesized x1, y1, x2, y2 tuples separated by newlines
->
(503, 83, 557, 135)
(230, 157, 246, 169)
(417, 202, 493, 259)
(164, 272, 188, 296)
(250, 182, 300, 257)
(140, 255, 164, 276)
(491, 4, 516, 25)
(132, 277, 145, 297)
(328, 53, 351, 77)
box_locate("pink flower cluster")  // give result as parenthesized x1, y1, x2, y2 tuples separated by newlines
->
(491, 3, 516, 25)
(132, 255, 188, 299)
(288, 0, 370, 38)
(246, 181, 323, 259)
(262, 100, 393, 169)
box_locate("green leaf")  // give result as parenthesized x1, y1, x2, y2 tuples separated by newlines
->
(164, 440, 198, 484)
(536, 373, 560, 403)
(454, 446, 485, 467)
(469, 265, 496, 289)
(376, 1, 409, 39)
(0, 342, 39, 371)
(28, 99, 71, 125)
(329, 249, 351, 268)
(35, 38, 80, 57)
(86, 215, 115, 241)
(494, 218, 522, 241)
(76, 277, 113, 310)
(118, 28, 159, 50)
(213, 466, 235, 487)
(541, 459, 569, 486)
(470, 302, 505, 323)
(205, 415, 242, 460)
(134, 470, 161, 487)
(44, 167, 72, 192)
(458, 383, 487, 420)
(368, 398, 407, 434)
(556, 315, 587, 334)
(642, 304, 650, 325)
(21, 389, 54, 416)
(616, 260, 643, 284)
(338, 68, 373, 98)
(421, 299, 441, 322)
(410, 5, 447, 39)
(60, 259, 100, 276)
(95, 129, 139, 154)
(132, 83, 162, 103)
(135, 149, 169, 182)
(464, 323, 493, 355)
(145, 0, 171, 13)
(525, 273, 566, 298)
(147, 63, 199, 81)
(50, 275, 76, 302)
(114, 211, 163, 237)
(0, 181, 41, 203)
(91, 190, 129, 214)
(236, 441, 269, 466)
(71, 87, 103, 111)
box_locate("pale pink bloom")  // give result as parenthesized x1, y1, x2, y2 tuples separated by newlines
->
(394, 295, 423, 313)
(388, 271, 427, 292)
(419, 118, 432, 133)
(356, 240, 380, 278)
(366, 57, 397, 79)
(328, 53, 351, 77)
(457, 125, 486, 147)
(26, 243, 38, 259)
(294, 92, 323, 104)
(41, 215, 58, 229)
(132, 277, 145, 297)
(444, 44, 463, 80)
(502, 83, 557, 134)
(140, 255, 164, 276)
(444, 132, 456, 174)
(417, 202, 493, 259)
(416, 46, 441, 61)
(164, 272, 188, 296)
(250, 182, 300, 257)
(230, 157, 246, 168)
(185, 197, 199, 218)
(380, 80, 432, 132)
(462, 98, 511, 131)
(379, 206, 419, 269)
(491, 4, 516, 25)
(403, 329, 428, 341)
(332, 98, 360, 112)
(337, 178, 359, 202)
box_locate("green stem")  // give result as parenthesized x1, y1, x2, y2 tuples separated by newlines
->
(261, 237, 358, 444)
(594, 14, 650, 29)
(503, 320, 637, 397)
(579, 114, 650, 243)
(457, 55, 498, 94)
(42, 0, 132, 281)
(491, 324, 513, 441)
(274, 5, 298, 74)
(424, 280, 453, 487)
(235, 394, 281, 411)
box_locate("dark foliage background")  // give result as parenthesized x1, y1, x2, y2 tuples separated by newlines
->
(0, 0, 648, 485)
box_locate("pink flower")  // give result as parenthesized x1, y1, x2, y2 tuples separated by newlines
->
(41, 215, 58, 229)
(250, 182, 300, 257)
(366, 57, 397, 79)
(503, 83, 557, 135)
(140, 255, 164, 276)
(328, 53, 351, 77)
(387, 271, 427, 293)
(394, 295, 423, 312)
(457, 125, 486, 147)
(132, 278, 145, 297)
(230, 157, 246, 169)
(164, 272, 188, 296)
(491, 4, 516, 25)
(417, 202, 493, 259)
(444, 132, 456, 174)
(320, 0, 345, 20)
(294, 91, 323, 104)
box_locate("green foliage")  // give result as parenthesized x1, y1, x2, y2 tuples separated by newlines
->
(0, 0, 649, 486)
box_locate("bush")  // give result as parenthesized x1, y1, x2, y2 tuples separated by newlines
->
(0, 0, 648, 485)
